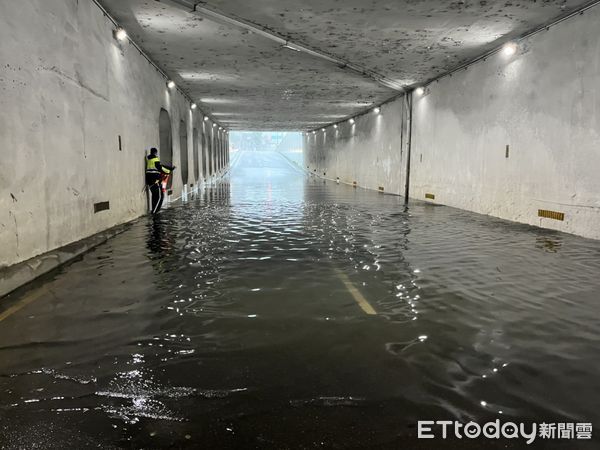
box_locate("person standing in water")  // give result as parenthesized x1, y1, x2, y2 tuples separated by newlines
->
(145, 147, 175, 214)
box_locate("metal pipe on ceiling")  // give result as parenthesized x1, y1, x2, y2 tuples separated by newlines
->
(158, 0, 404, 92)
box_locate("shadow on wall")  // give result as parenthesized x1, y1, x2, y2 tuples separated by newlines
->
(179, 120, 188, 186)
(193, 128, 199, 183)
(202, 130, 208, 177)
(208, 130, 213, 175)
(159, 108, 173, 189)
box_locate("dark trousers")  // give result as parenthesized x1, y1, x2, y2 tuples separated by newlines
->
(149, 183, 164, 214)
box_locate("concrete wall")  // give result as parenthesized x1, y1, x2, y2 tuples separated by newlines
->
(305, 7, 600, 239)
(411, 6, 600, 240)
(0, 0, 209, 268)
(305, 97, 410, 195)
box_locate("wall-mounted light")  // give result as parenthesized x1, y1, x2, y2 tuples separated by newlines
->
(203, 116, 209, 122)
(213, 123, 217, 128)
(167, 80, 175, 89)
(191, 103, 197, 110)
(114, 27, 127, 41)
(321, 128, 325, 132)
(349, 118, 355, 124)
(373, 107, 380, 114)
(333, 124, 338, 129)
(312, 131, 316, 134)
(282, 43, 301, 52)
(502, 42, 518, 57)
(219, 126, 223, 130)
(415, 87, 425, 95)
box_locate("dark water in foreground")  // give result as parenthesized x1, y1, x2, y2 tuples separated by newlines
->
(1, 151, 600, 449)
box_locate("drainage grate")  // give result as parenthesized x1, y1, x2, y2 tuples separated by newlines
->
(378, 186, 384, 192)
(425, 193, 435, 200)
(93, 201, 110, 213)
(538, 209, 564, 221)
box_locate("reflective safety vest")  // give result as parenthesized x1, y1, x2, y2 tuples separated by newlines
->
(146, 156, 171, 174)
(146, 156, 160, 173)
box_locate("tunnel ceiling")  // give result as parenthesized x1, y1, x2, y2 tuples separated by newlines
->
(99, 0, 592, 130)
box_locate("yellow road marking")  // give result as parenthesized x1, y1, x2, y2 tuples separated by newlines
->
(0, 286, 50, 323)
(333, 268, 377, 315)
(1, 265, 376, 322)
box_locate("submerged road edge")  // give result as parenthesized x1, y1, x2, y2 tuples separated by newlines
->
(0, 221, 134, 300)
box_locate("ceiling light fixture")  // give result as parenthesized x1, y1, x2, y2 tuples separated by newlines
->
(114, 27, 127, 41)
(502, 42, 518, 57)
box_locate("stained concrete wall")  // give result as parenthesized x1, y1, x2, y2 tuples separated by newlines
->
(411, 6, 600, 240)
(305, 97, 410, 195)
(0, 0, 207, 268)
(305, 7, 600, 240)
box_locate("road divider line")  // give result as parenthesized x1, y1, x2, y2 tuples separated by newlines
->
(333, 268, 377, 315)
(0, 286, 50, 322)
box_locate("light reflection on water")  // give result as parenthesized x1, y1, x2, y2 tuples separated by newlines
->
(1, 151, 600, 448)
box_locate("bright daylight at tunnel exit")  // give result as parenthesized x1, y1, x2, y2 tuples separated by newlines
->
(1, 0, 600, 448)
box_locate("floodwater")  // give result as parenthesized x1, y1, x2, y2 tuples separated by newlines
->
(1, 151, 599, 449)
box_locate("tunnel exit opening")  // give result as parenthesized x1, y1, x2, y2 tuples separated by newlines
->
(229, 131, 303, 167)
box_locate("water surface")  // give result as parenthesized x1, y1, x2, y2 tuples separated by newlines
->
(1, 151, 599, 448)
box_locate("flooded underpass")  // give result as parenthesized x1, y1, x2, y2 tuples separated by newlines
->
(1, 151, 600, 448)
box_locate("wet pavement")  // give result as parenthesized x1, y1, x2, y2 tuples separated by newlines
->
(1, 151, 600, 449)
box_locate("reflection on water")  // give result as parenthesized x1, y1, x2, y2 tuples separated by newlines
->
(1, 151, 600, 448)
(535, 234, 563, 253)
